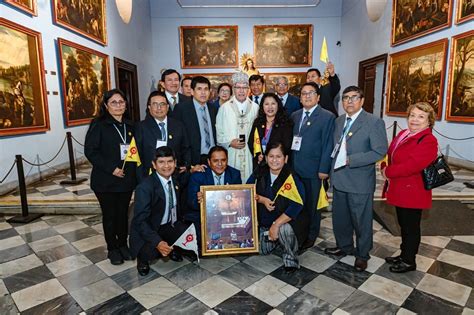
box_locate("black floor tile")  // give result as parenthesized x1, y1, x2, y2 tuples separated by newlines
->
(82, 215, 102, 226)
(323, 261, 372, 288)
(82, 245, 108, 264)
(20, 227, 59, 243)
(87, 292, 145, 314)
(427, 260, 474, 288)
(277, 290, 336, 314)
(402, 289, 464, 315)
(0, 243, 33, 264)
(150, 291, 210, 314)
(21, 294, 82, 314)
(270, 265, 318, 289)
(0, 228, 18, 240)
(339, 290, 399, 314)
(3, 265, 55, 293)
(62, 227, 99, 242)
(445, 239, 474, 256)
(111, 267, 160, 291)
(214, 291, 273, 315)
(36, 243, 79, 264)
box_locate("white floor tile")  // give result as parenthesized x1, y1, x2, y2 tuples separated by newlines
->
(359, 274, 413, 306)
(0, 235, 25, 251)
(187, 276, 240, 308)
(46, 254, 92, 277)
(129, 277, 182, 309)
(417, 274, 471, 306)
(11, 279, 67, 312)
(299, 251, 337, 273)
(0, 254, 43, 277)
(70, 278, 124, 310)
(244, 275, 298, 307)
(437, 249, 474, 271)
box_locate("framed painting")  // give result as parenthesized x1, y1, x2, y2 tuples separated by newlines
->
(4, 0, 37, 16)
(53, 0, 107, 45)
(180, 25, 238, 69)
(200, 184, 259, 256)
(391, 0, 453, 46)
(254, 24, 313, 68)
(445, 30, 474, 123)
(186, 73, 233, 101)
(456, 0, 474, 24)
(263, 72, 307, 96)
(386, 38, 448, 120)
(58, 38, 110, 127)
(0, 18, 49, 137)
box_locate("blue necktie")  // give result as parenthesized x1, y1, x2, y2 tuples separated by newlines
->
(200, 106, 211, 148)
(158, 122, 166, 141)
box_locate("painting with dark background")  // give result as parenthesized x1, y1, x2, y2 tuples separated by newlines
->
(264, 72, 307, 96)
(4, 0, 37, 15)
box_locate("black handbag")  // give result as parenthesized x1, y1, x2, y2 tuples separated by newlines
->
(422, 154, 454, 190)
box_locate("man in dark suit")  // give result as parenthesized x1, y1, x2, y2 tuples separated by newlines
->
(135, 91, 191, 183)
(291, 82, 335, 250)
(326, 86, 387, 271)
(172, 76, 217, 165)
(159, 69, 190, 113)
(186, 146, 242, 246)
(306, 62, 340, 117)
(275, 76, 301, 116)
(129, 147, 191, 276)
(249, 74, 265, 106)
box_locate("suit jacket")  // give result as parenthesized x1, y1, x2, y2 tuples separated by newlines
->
(291, 106, 335, 178)
(129, 173, 182, 258)
(171, 99, 218, 165)
(135, 114, 191, 183)
(167, 92, 191, 113)
(330, 110, 388, 194)
(319, 74, 340, 117)
(284, 93, 301, 116)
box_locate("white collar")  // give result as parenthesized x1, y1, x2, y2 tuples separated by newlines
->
(303, 104, 318, 116)
(154, 116, 167, 125)
(156, 172, 173, 188)
(345, 108, 363, 122)
(165, 91, 178, 101)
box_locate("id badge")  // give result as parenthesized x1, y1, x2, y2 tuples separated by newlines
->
(156, 140, 167, 148)
(120, 143, 130, 160)
(291, 136, 302, 151)
(331, 142, 341, 158)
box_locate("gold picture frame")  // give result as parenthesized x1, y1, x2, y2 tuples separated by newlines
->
(200, 184, 259, 256)
(456, 0, 474, 24)
(263, 72, 307, 97)
(4, 0, 37, 16)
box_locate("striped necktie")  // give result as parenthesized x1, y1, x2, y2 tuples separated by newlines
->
(200, 106, 211, 148)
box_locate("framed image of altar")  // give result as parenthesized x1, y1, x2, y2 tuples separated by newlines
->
(200, 184, 259, 256)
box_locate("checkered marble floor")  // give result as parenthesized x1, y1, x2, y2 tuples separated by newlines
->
(1, 212, 472, 314)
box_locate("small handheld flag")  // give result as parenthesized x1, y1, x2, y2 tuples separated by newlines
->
(273, 174, 303, 205)
(173, 223, 199, 263)
(122, 137, 141, 169)
(317, 180, 329, 210)
(253, 131, 262, 157)
(379, 154, 388, 169)
(320, 36, 329, 63)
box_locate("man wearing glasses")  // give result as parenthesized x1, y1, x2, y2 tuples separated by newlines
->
(306, 62, 340, 117)
(275, 76, 301, 116)
(325, 86, 387, 272)
(291, 82, 335, 251)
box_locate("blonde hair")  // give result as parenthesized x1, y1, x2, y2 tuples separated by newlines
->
(407, 102, 435, 128)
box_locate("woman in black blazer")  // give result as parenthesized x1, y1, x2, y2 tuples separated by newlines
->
(85, 89, 136, 265)
(248, 93, 294, 171)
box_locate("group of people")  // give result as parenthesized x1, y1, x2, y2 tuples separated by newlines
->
(85, 63, 439, 277)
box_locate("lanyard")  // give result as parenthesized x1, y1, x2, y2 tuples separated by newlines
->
(113, 123, 127, 143)
(338, 119, 353, 143)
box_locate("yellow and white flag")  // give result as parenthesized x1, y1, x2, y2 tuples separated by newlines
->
(173, 223, 199, 263)
(124, 137, 141, 166)
(317, 180, 329, 210)
(320, 36, 329, 63)
(275, 174, 303, 205)
(253, 131, 262, 157)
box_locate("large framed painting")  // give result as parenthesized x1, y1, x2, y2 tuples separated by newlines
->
(264, 72, 307, 96)
(254, 24, 313, 68)
(186, 73, 233, 101)
(456, 0, 474, 24)
(180, 26, 238, 69)
(445, 30, 474, 123)
(58, 38, 110, 127)
(386, 38, 448, 120)
(53, 0, 107, 45)
(391, 0, 453, 46)
(4, 0, 37, 16)
(0, 18, 49, 137)
(200, 184, 259, 256)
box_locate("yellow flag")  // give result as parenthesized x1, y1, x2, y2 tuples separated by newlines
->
(320, 36, 329, 63)
(124, 137, 141, 166)
(253, 131, 262, 157)
(379, 154, 388, 169)
(317, 181, 329, 210)
(275, 174, 303, 205)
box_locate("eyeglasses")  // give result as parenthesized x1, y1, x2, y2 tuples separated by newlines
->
(149, 102, 168, 108)
(234, 85, 249, 90)
(108, 100, 126, 107)
(219, 90, 231, 94)
(301, 91, 317, 97)
(342, 95, 362, 103)
(276, 83, 288, 87)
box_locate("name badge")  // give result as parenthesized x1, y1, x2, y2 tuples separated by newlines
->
(120, 143, 130, 160)
(291, 136, 302, 151)
(156, 140, 167, 148)
(330, 142, 340, 158)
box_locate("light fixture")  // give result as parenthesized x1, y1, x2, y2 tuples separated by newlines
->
(176, 0, 320, 8)
(366, 0, 387, 22)
(116, 0, 132, 24)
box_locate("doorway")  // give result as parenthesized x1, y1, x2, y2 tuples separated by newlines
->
(358, 54, 388, 118)
(114, 57, 140, 122)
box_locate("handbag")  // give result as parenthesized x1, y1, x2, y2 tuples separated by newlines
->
(422, 154, 454, 190)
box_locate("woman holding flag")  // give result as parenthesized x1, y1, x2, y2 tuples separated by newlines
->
(85, 89, 137, 265)
(247, 142, 309, 274)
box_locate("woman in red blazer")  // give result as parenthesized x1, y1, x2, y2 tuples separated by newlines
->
(381, 102, 438, 273)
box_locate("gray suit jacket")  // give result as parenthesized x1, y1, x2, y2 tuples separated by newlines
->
(330, 110, 388, 194)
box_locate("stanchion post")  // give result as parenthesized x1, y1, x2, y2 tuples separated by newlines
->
(60, 132, 87, 185)
(392, 121, 398, 141)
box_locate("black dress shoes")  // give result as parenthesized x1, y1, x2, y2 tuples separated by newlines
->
(301, 239, 315, 250)
(284, 266, 298, 274)
(354, 258, 368, 272)
(119, 246, 133, 261)
(137, 260, 150, 276)
(108, 249, 124, 265)
(385, 255, 402, 265)
(169, 250, 183, 262)
(389, 261, 416, 273)
(324, 247, 347, 257)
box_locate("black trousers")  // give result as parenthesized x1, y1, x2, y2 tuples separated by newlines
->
(94, 191, 133, 251)
(396, 206, 422, 265)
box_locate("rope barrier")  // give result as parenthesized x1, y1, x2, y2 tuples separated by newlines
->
(71, 135, 85, 147)
(22, 136, 67, 166)
(432, 128, 474, 141)
(0, 160, 16, 183)
(445, 147, 474, 163)
(385, 123, 394, 130)
(37, 157, 62, 173)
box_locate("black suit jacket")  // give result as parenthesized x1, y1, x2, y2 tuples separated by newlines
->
(319, 74, 340, 117)
(167, 93, 191, 113)
(171, 99, 218, 165)
(135, 114, 191, 183)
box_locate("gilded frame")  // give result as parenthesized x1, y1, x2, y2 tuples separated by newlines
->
(185, 73, 233, 101)
(4, 0, 37, 16)
(456, 0, 474, 24)
(200, 184, 259, 256)
(263, 72, 307, 96)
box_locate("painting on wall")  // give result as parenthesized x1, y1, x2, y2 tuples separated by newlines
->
(186, 73, 233, 101)
(58, 38, 110, 127)
(4, 0, 37, 15)
(254, 24, 313, 68)
(391, 0, 453, 46)
(456, 0, 474, 24)
(0, 18, 49, 137)
(53, 0, 107, 45)
(446, 30, 474, 123)
(386, 38, 448, 120)
(264, 72, 307, 96)
(180, 26, 238, 69)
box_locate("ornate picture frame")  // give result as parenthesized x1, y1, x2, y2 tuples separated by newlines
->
(445, 30, 474, 123)
(254, 24, 313, 68)
(386, 38, 448, 120)
(0, 18, 49, 137)
(179, 25, 238, 69)
(4, 0, 37, 16)
(456, 0, 474, 24)
(263, 72, 307, 96)
(58, 38, 110, 127)
(200, 184, 259, 256)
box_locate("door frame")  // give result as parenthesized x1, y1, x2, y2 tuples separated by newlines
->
(358, 53, 388, 118)
(114, 57, 140, 121)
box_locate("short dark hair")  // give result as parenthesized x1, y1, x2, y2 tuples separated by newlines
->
(217, 82, 233, 95)
(154, 146, 176, 161)
(301, 82, 320, 95)
(264, 142, 288, 156)
(191, 76, 211, 89)
(306, 68, 321, 77)
(249, 74, 265, 85)
(161, 69, 181, 82)
(146, 91, 169, 106)
(208, 145, 228, 159)
(342, 86, 364, 98)
(181, 77, 192, 87)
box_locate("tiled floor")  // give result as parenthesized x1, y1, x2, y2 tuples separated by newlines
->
(1, 212, 473, 314)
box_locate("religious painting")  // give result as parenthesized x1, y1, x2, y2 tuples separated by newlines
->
(200, 184, 259, 256)
(0, 18, 49, 137)
(186, 73, 233, 101)
(53, 0, 107, 45)
(386, 38, 448, 120)
(445, 30, 474, 123)
(180, 25, 238, 69)
(4, 0, 37, 16)
(254, 24, 313, 68)
(264, 72, 307, 97)
(456, 0, 474, 24)
(58, 38, 110, 127)
(391, 0, 453, 46)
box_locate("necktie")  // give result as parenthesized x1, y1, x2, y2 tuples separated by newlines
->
(200, 106, 211, 149)
(300, 111, 310, 132)
(280, 97, 284, 105)
(167, 181, 176, 225)
(342, 117, 352, 137)
(171, 96, 177, 111)
(254, 96, 259, 104)
(158, 122, 166, 141)
(215, 175, 222, 185)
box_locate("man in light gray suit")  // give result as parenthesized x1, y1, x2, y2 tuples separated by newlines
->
(325, 86, 388, 272)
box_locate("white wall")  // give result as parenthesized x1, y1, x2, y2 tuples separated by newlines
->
(0, 0, 153, 188)
(340, 0, 474, 162)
